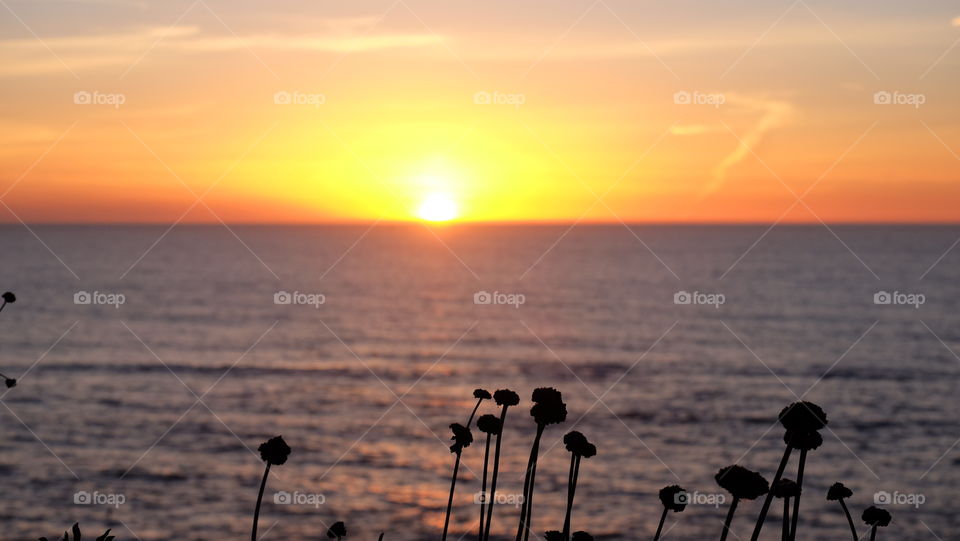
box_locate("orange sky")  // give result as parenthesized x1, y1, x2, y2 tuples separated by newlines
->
(1, 1, 959, 223)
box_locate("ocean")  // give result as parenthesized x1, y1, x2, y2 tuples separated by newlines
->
(0, 224, 956, 540)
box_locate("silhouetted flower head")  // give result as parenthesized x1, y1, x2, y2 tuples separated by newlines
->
(581, 442, 597, 458)
(544, 531, 563, 541)
(784, 430, 823, 451)
(474, 389, 492, 399)
(4, 378, 15, 388)
(530, 387, 567, 425)
(826, 482, 853, 501)
(772, 479, 801, 499)
(564, 431, 589, 453)
(1, 292, 15, 304)
(715, 465, 769, 500)
(258, 436, 291, 465)
(449, 423, 473, 453)
(477, 414, 502, 435)
(862, 506, 891, 527)
(327, 521, 347, 539)
(571, 531, 593, 541)
(659, 485, 688, 512)
(494, 389, 520, 407)
(778, 402, 828, 432)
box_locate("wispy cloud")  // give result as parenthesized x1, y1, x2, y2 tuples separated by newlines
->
(679, 95, 793, 197)
(0, 25, 442, 76)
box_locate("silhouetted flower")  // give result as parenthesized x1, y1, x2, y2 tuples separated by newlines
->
(784, 430, 823, 451)
(562, 431, 596, 541)
(251, 436, 291, 541)
(827, 482, 853, 501)
(659, 485, 688, 512)
(544, 531, 563, 541)
(827, 482, 859, 541)
(517, 388, 568, 541)
(494, 389, 520, 406)
(474, 389, 492, 399)
(327, 521, 348, 540)
(449, 423, 473, 453)
(563, 431, 589, 454)
(778, 402, 828, 432)
(772, 479, 800, 499)
(4, 378, 15, 388)
(530, 387, 567, 425)
(715, 465, 769, 500)
(571, 531, 593, 541)
(1, 292, 15, 304)
(477, 414, 501, 434)
(861, 507, 891, 527)
(258, 435, 291, 465)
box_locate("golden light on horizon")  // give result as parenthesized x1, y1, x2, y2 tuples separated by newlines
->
(416, 192, 459, 222)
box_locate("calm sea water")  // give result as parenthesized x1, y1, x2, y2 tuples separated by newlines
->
(0, 225, 957, 540)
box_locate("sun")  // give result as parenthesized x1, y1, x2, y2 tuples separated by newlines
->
(417, 192, 459, 222)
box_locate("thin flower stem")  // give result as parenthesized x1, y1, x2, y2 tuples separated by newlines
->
(479, 435, 491, 541)
(483, 406, 510, 541)
(653, 507, 668, 541)
(719, 497, 739, 541)
(251, 463, 271, 541)
(562, 454, 581, 541)
(789, 449, 807, 541)
(838, 499, 858, 541)
(750, 445, 793, 541)
(516, 424, 544, 541)
(869, 525, 877, 541)
(522, 428, 543, 541)
(442, 451, 463, 541)
(467, 398, 484, 427)
(0, 301, 8, 313)
(781, 498, 790, 541)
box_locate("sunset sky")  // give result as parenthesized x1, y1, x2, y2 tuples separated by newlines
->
(1, 0, 959, 223)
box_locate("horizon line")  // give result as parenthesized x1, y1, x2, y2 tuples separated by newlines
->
(3, 220, 960, 227)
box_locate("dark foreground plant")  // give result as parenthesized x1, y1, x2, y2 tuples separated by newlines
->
(40, 523, 114, 541)
(826, 482, 857, 541)
(861, 506, 891, 541)
(771, 479, 799, 541)
(654, 485, 687, 541)
(561, 431, 596, 541)
(327, 521, 347, 541)
(0, 291, 15, 313)
(477, 414, 502, 541)
(482, 389, 519, 541)
(716, 465, 769, 541)
(468, 389, 492, 426)
(441, 423, 473, 541)
(786, 430, 822, 541)
(749, 401, 827, 541)
(251, 436, 291, 541)
(516, 387, 566, 541)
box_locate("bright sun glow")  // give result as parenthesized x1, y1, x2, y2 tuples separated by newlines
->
(417, 193, 459, 222)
